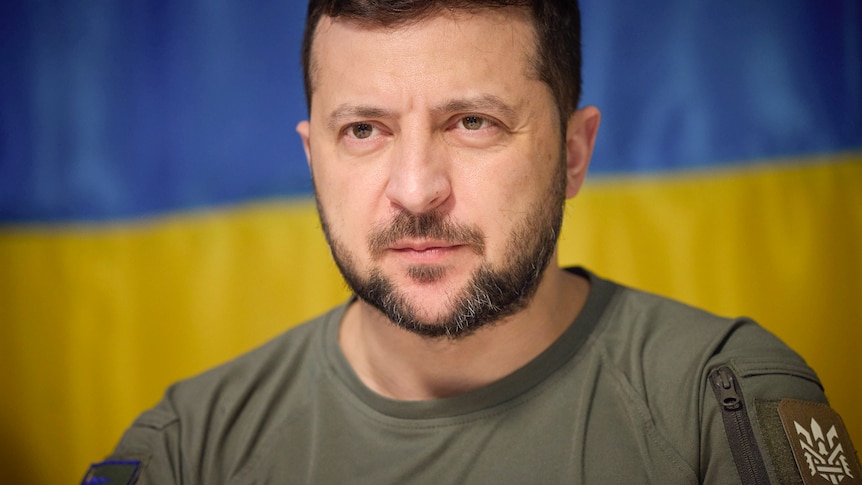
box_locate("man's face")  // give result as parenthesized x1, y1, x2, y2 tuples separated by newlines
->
(299, 10, 574, 338)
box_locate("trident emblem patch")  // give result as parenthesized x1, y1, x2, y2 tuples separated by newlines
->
(779, 399, 862, 485)
(794, 417, 853, 483)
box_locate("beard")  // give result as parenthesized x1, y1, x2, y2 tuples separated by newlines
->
(315, 154, 567, 340)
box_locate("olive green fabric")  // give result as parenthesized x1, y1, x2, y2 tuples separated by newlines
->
(106, 268, 828, 484)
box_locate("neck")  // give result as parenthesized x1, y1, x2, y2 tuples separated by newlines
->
(338, 265, 589, 400)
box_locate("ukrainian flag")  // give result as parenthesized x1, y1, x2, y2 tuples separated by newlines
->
(1, 2, 859, 483)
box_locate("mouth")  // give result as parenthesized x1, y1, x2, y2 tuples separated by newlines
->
(367, 211, 486, 261)
(390, 240, 461, 252)
(386, 240, 470, 263)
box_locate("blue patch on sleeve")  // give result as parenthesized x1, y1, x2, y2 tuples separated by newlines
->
(81, 460, 141, 485)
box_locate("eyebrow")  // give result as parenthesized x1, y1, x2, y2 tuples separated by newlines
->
(324, 94, 519, 130)
(326, 105, 393, 131)
(432, 94, 519, 121)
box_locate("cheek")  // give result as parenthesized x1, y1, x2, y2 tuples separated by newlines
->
(478, 150, 551, 207)
(455, 159, 536, 245)
(314, 164, 388, 246)
(320, 185, 364, 235)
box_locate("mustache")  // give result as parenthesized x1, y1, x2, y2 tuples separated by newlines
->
(368, 211, 485, 260)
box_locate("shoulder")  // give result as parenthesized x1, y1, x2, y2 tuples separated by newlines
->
(586, 275, 848, 483)
(592, 274, 823, 407)
(167, 304, 341, 412)
(107, 304, 347, 482)
(595, 280, 754, 373)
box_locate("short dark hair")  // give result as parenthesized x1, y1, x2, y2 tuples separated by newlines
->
(301, 0, 582, 122)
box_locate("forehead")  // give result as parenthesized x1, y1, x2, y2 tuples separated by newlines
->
(306, 9, 540, 106)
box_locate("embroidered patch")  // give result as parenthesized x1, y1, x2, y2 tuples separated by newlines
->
(778, 399, 862, 484)
(80, 460, 141, 485)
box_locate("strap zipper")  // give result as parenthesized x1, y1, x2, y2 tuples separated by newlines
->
(708, 366, 771, 485)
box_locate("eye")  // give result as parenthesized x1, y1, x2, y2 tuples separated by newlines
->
(460, 115, 488, 130)
(349, 122, 375, 139)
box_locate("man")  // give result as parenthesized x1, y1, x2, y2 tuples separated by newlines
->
(84, 1, 859, 483)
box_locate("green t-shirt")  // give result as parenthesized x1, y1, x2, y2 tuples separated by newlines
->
(96, 268, 841, 484)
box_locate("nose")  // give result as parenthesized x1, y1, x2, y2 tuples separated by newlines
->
(384, 132, 452, 215)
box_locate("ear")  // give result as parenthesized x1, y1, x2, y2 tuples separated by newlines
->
(296, 120, 312, 167)
(563, 106, 601, 198)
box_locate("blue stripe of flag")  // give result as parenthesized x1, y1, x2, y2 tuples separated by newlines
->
(1, 1, 860, 223)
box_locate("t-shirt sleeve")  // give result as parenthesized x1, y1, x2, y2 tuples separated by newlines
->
(699, 319, 861, 484)
(84, 398, 183, 485)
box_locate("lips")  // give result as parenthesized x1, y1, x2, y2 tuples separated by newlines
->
(389, 240, 460, 252)
(385, 240, 470, 264)
(367, 210, 486, 260)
